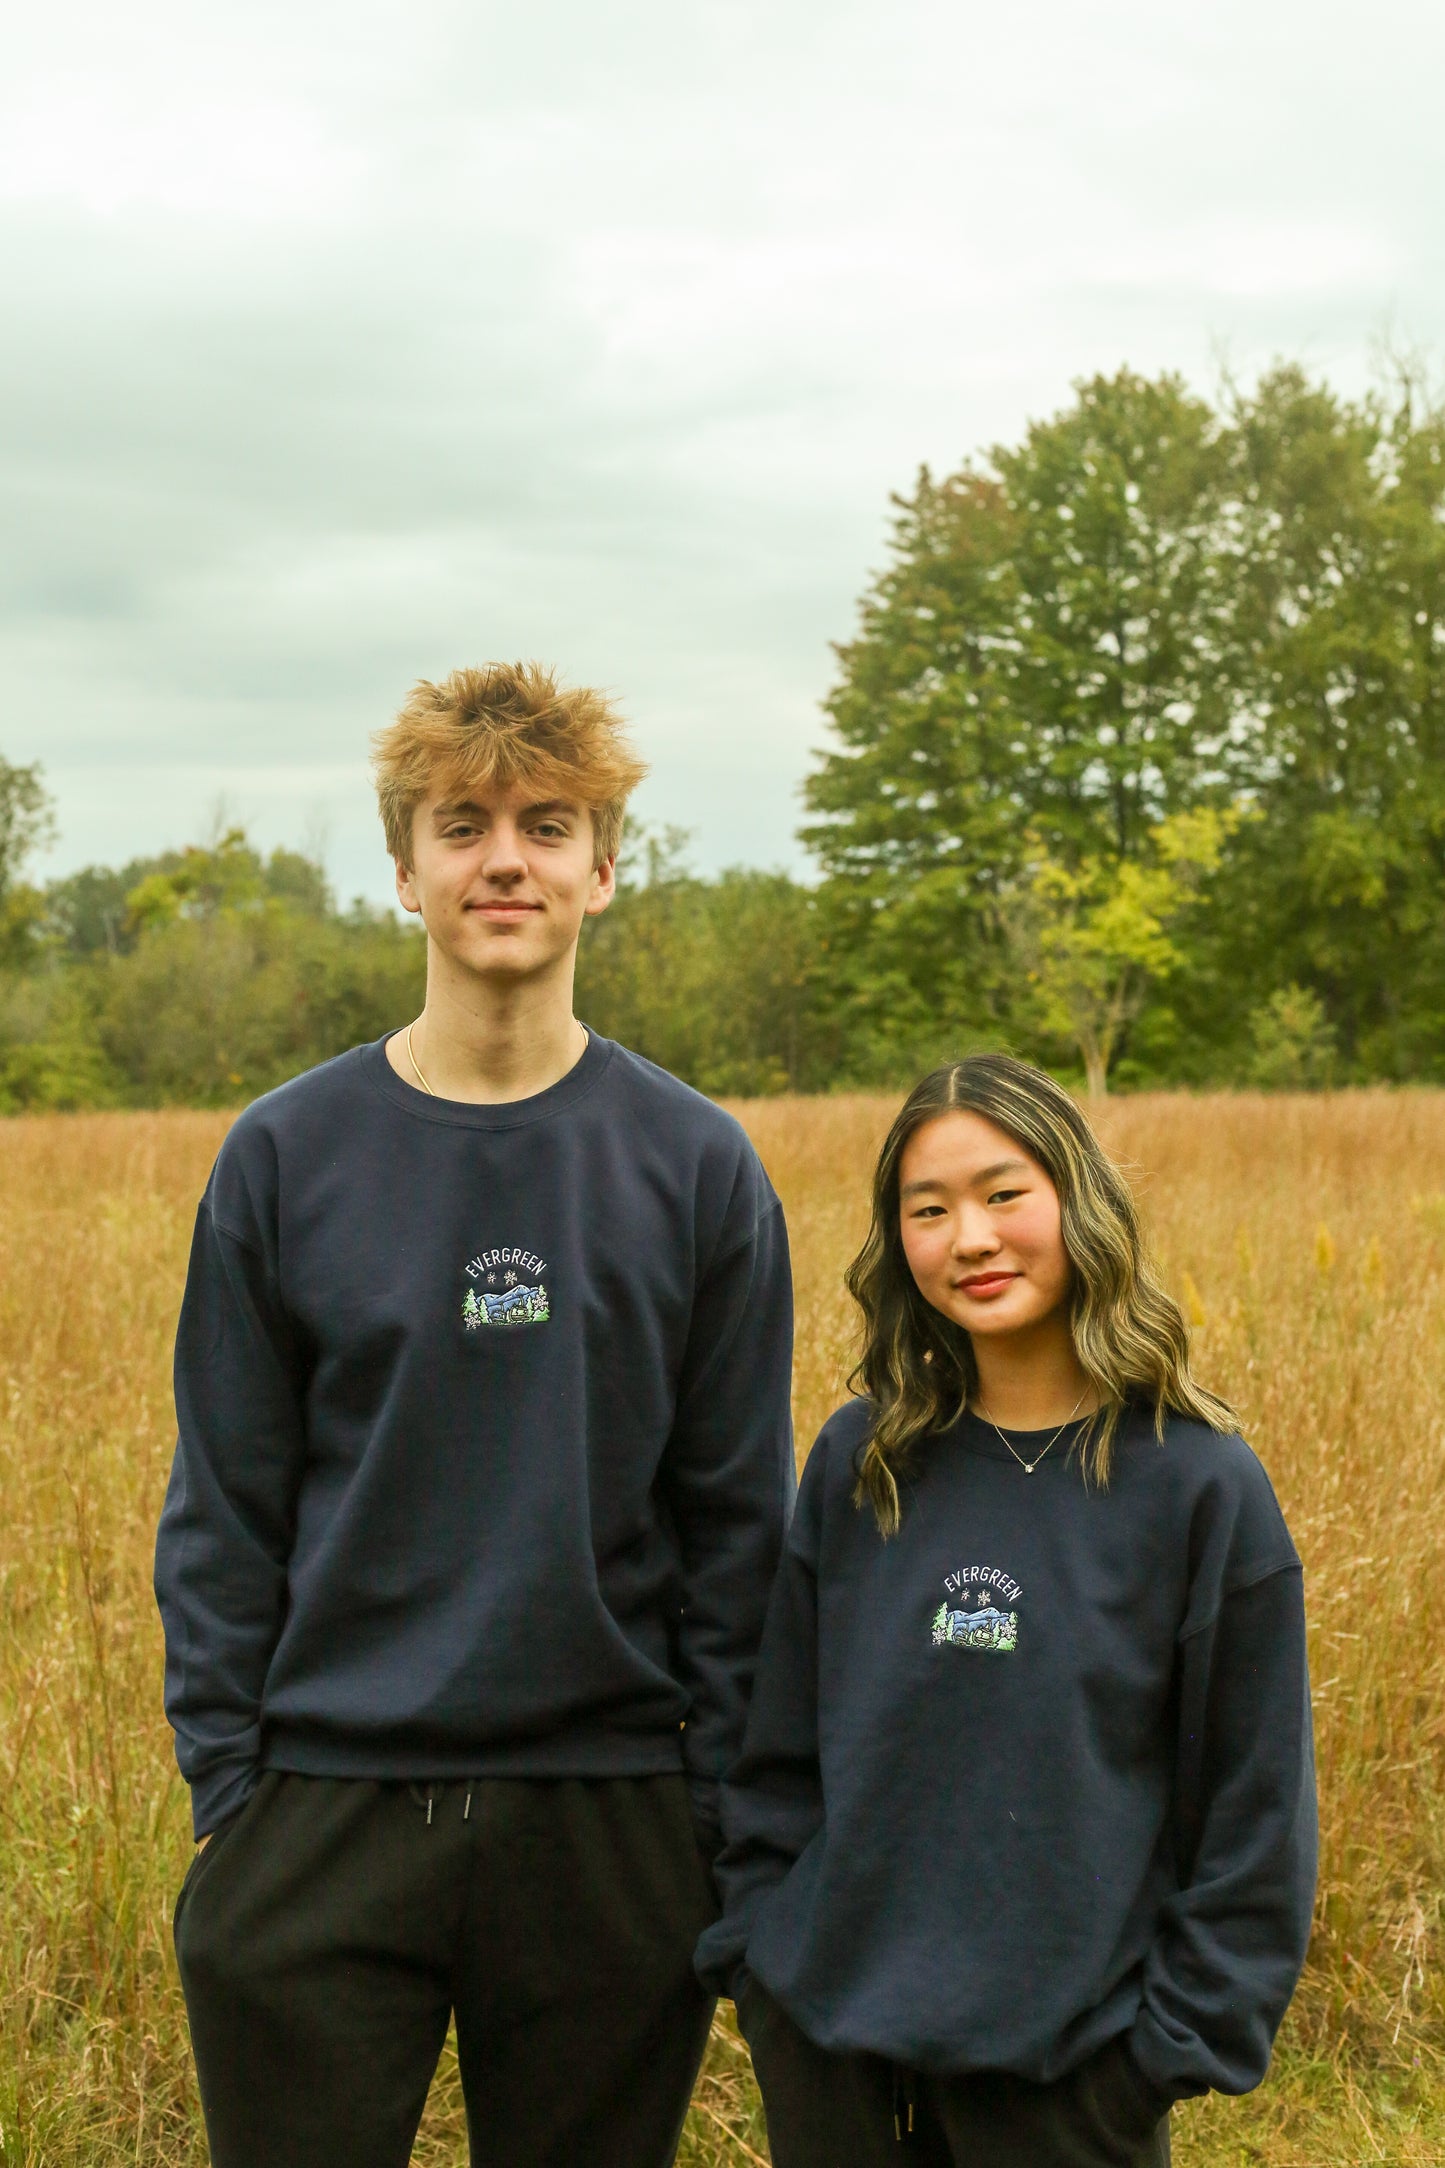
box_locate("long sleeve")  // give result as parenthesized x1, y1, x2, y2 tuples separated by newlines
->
(1131, 1563, 1318, 2101)
(154, 1199, 310, 1836)
(660, 1188, 796, 1852)
(694, 1455, 824, 1996)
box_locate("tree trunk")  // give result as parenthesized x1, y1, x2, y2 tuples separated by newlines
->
(1082, 1042, 1109, 1097)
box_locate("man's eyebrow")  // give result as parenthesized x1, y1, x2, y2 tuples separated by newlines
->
(430, 797, 582, 821)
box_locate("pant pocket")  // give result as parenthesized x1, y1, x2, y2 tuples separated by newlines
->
(172, 1775, 271, 1936)
(1068, 2037, 1170, 2165)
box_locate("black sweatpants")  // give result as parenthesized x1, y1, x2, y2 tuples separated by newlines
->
(173, 1770, 717, 2168)
(739, 1979, 1172, 2168)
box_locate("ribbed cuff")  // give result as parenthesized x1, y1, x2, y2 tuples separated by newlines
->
(187, 1760, 260, 1839)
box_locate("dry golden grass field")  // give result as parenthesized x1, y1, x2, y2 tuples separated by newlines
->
(3, 1091, 1445, 2166)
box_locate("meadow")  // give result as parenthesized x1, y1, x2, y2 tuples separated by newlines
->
(2, 1091, 1444, 2165)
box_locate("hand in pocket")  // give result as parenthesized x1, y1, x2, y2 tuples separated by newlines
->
(1070, 2036, 1171, 2166)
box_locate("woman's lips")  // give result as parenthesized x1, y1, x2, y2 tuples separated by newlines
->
(955, 1271, 1019, 1298)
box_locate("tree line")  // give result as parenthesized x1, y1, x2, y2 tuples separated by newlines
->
(3, 357, 1442, 1110)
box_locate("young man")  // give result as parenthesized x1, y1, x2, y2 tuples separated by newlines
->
(155, 663, 796, 2168)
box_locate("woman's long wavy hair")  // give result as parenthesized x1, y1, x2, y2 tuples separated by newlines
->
(848, 1054, 1236, 1534)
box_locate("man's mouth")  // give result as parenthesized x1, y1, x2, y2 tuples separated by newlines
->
(469, 900, 542, 917)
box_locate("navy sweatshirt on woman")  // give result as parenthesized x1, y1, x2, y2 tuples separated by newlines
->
(696, 1400, 1316, 2106)
(154, 1032, 795, 1839)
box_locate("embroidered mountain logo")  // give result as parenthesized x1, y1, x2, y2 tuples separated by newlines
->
(461, 1246, 550, 1328)
(932, 1565, 1021, 1653)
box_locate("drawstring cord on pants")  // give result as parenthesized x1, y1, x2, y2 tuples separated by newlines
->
(408, 1781, 478, 1825)
(891, 2064, 918, 2142)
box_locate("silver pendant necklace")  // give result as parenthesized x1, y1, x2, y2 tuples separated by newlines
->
(976, 1388, 1087, 1474)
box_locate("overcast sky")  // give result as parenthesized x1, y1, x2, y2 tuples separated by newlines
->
(4, 0, 1443, 904)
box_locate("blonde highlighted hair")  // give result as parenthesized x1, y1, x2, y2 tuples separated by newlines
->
(848, 1054, 1236, 1535)
(372, 662, 647, 868)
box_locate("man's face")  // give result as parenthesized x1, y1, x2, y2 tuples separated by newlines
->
(395, 781, 615, 982)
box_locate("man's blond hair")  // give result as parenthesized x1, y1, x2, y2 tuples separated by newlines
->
(372, 663, 647, 868)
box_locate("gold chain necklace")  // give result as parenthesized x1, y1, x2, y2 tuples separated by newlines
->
(405, 1021, 435, 1096)
(976, 1388, 1087, 1475)
(403, 1018, 588, 1100)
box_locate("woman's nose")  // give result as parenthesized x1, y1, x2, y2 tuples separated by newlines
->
(951, 1207, 998, 1256)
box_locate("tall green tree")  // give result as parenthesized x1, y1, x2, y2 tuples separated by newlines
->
(0, 756, 56, 966)
(0, 756, 53, 899)
(803, 370, 1237, 1068)
(1209, 365, 1445, 1075)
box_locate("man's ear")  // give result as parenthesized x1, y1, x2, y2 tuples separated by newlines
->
(395, 859, 422, 916)
(584, 855, 617, 917)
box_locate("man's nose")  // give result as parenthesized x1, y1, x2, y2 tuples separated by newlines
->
(479, 824, 528, 877)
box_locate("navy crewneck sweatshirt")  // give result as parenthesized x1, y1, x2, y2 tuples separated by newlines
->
(696, 1400, 1316, 2105)
(155, 1032, 795, 1839)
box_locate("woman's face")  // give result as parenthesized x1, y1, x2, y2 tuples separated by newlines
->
(897, 1110, 1072, 1341)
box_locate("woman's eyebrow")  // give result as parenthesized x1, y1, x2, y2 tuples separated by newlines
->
(900, 1157, 1031, 1201)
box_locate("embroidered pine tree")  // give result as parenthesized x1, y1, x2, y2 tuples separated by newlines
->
(462, 1287, 481, 1328)
(932, 1602, 949, 1644)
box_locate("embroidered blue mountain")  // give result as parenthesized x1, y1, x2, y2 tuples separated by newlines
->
(462, 1283, 550, 1328)
(932, 1601, 1018, 1652)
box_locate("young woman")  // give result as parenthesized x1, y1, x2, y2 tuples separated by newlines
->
(697, 1055, 1316, 2168)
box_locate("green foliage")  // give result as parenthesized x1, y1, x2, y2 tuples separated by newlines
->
(86, 907, 426, 1107)
(0, 756, 57, 971)
(1248, 986, 1338, 1091)
(577, 830, 825, 1094)
(122, 829, 331, 936)
(0, 755, 55, 902)
(808, 360, 1445, 1088)
(0, 970, 118, 1112)
(1010, 809, 1237, 1094)
(0, 815, 424, 1109)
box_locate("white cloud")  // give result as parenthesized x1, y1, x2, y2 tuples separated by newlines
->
(0, 91, 361, 220)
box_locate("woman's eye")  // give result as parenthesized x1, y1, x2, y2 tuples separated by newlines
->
(988, 1189, 1023, 1205)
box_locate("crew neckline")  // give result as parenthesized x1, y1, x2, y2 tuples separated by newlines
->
(359, 1026, 614, 1131)
(955, 1409, 1096, 1468)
